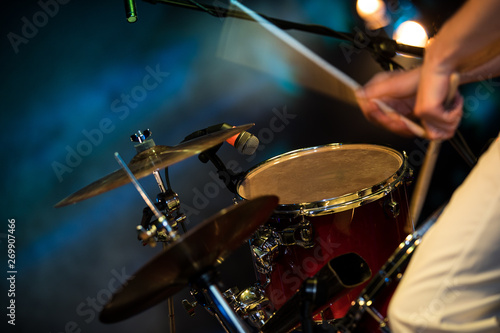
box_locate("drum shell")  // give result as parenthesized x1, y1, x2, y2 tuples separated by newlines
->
(260, 186, 409, 319)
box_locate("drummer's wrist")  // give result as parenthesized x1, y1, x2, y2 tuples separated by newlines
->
(422, 37, 458, 78)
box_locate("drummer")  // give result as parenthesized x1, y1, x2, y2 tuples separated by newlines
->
(356, 0, 500, 332)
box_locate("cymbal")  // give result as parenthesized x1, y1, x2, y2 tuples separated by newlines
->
(99, 195, 279, 323)
(55, 124, 253, 207)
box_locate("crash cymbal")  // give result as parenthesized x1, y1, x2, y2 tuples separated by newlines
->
(99, 195, 279, 323)
(55, 124, 253, 207)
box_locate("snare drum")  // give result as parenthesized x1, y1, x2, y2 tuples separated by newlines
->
(236, 143, 410, 320)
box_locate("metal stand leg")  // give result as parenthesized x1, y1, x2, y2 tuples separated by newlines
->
(168, 297, 175, 333)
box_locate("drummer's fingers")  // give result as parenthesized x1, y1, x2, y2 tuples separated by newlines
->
(356, 89, 376, 119)
(357, 95, 416, 137)
(422, 94, 464, 140)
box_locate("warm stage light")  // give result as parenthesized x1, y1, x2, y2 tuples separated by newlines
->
(356, 0, 389, 29)
(393, 20, 428, 47)
(357, 0, 384, 17)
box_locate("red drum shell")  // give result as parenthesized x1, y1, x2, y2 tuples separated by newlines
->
(237, 143, 410, 319)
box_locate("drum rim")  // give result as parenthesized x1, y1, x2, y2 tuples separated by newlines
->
(236, 143, 408, 216)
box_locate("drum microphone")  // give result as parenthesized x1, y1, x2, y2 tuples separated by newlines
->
(123, 0, 138, 23)
(183, 123, 259, 155)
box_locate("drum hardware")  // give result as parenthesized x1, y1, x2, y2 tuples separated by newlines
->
(131, 129, 168, 193)
(136, 212, 186, 246)
(383, 195, 400, 219)
(250, 228, 280, 275)
(181, 298, 198, 317)
(181, 286, 222, 318)
(182, 282, 240, 333)
(261, 253, 372, 333)
(402, 152, 414, 185)
(131, 129, 154, 150)
(222, 285, 274, 328)
(279, 217, 315, 248)
(114, 152, 179, 242)
(128, 130, 186, 246)
(189, 271, 253, 333)
(223, 287, 240, 304)
(384, 200, 400, 218)
(250, 218, 314, 276)
(137, 189, 187, 246)
(334, 205, 445, 333)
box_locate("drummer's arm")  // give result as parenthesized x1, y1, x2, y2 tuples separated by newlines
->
(458, 54, 500, 84)
(412, 0, 500, 139)
(423, 0, 500, 83)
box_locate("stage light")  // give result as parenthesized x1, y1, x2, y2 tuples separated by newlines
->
(393, 20, 428, 47)
(356, 0, 389, 29)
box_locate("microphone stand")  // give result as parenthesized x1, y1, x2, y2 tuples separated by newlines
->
(198, 144, 244, 196)
(181, 124, 247, 195)
(142, 0, 418, 69)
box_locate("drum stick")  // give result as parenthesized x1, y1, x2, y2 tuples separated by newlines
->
(406, 73, 460, 232)
(373, 99, 427, 138)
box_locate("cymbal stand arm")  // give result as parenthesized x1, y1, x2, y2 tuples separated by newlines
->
(114, 152, 178, 241)
(131, 129, 169, 194)
(153, 170, 167, 193)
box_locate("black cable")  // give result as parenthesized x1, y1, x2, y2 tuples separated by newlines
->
(164, 167, 173, 191)
(146, 0, 417, 70)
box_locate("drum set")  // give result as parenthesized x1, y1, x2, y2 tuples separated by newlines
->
(55, 124, 438, 333)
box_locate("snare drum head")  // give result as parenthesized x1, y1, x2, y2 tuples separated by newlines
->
(237, 144, 405, 214)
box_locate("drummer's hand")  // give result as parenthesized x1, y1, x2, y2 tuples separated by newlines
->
(356, 69, 420, 137)
(356, 67, 463, 140)
(414, 60, 464, 140)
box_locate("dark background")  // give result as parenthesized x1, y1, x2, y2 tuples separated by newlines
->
(1, 1, 499, 332)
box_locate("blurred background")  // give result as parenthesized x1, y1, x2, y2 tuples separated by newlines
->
(1, 0, 499, 332)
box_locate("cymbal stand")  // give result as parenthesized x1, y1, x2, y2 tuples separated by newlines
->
(114, 150, 181, 333)
(130, 130, 187, 245)
(131, 130, 194, 333)
(192, 270, 253, 333)
(114, 151, 178, 239)
(131, 129, 168, 193)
